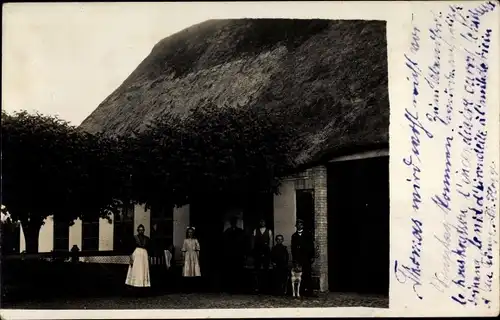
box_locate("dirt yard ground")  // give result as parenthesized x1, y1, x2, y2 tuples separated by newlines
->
(2, 292, 388, 309)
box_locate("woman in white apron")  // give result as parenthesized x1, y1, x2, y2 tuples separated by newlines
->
(125, 224, 151, 294)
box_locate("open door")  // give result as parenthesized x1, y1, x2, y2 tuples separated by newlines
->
(327, 156, 389, 296)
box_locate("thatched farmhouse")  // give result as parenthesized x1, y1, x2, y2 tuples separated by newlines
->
(24, 19, 389, 295)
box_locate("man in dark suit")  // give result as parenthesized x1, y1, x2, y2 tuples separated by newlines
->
(252, 218, 274, 293)
(222, 216, 246, 293)
(291, 219, 315, 297)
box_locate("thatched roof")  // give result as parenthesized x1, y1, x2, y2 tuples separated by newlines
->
(79, 19, 389, 167)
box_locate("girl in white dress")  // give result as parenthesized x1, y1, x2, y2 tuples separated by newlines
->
(181, 227, 201, 292)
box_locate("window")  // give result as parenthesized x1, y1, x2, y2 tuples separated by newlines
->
(1, 222, 20, 254)
(82, 218, 99, 251)
(113, 202, 135, 253)
(53, 220, 69, 251)
(150, 204, 173, 253)
(296, 189, 315, 238)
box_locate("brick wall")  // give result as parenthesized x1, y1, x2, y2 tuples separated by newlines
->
(312, 165, 328, 292)
(279, 165, 328, 293)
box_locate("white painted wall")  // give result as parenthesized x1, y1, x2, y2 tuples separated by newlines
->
(39, 217, 55, 252)
(329, 148, 389, 162)
(17, 193, 297, 255)
(173, 205, 189, 260)
(16, 190, 298, 259)
(20, 216, 55, 253)
(273, 180, 297, 248)
(17, 206, 152, 254)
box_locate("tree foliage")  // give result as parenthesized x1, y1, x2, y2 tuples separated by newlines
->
(130, 104, 305, 208)
(1, 111, 125, 252)
(1, 105, 304, 252)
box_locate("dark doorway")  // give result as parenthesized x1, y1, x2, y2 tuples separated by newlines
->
(244, 192, 274, 236)
(189, 198, 225, 292)
(327, 156, 389, 296)
(190, 192, 274, 292)
(296, 189, 315, 238)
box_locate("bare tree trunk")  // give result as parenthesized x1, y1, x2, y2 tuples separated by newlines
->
(22, 221, 41, 253)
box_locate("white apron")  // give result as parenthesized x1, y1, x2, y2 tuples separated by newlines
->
(125, 247, 151, 287)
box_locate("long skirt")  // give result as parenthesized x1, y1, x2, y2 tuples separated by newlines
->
(182, 251, 201, 277)
(125, 248, 151, 287)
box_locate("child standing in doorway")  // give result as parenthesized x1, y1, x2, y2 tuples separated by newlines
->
(271, 234, 289, 295)
(181, 227, 201, 292)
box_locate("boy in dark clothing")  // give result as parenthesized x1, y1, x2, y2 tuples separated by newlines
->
(291, 219, 315, 297)
(271, 234, 289, 295)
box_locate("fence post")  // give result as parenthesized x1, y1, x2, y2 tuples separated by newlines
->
(71, 245, 80, 264)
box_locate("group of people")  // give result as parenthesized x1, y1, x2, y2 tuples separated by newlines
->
(125, 217, 316, 297)
(223, 217, 315, 296)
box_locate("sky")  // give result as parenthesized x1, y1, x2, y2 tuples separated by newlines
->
(2, 3, 207, 126)
(2, 2, 386, 126)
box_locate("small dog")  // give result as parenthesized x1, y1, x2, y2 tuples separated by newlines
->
(290, 262, 303, 298)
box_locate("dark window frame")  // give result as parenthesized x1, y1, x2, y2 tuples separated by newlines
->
(150, 204, 174, 253)
(53, 219, 70, 252)
(82, 218, 100, 251)
(113, 201, 135, 253)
